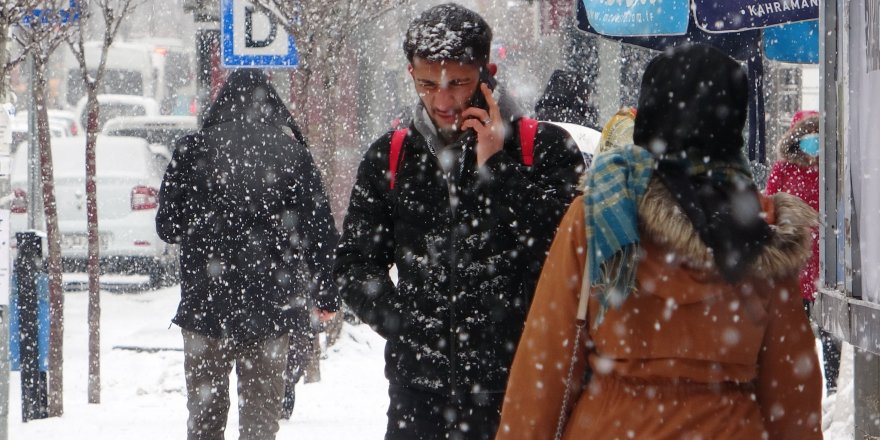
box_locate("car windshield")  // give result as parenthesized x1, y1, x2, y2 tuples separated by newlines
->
(83, 103, 148, 131)
(66, 69, 144, 107)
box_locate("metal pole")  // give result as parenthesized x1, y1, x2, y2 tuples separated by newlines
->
(195, 26, 220, 127)
(0, 306, 8, 440)
(746, 49, 766, 163)
(25, 55, 42, 233)
(819, 0, 839, 290)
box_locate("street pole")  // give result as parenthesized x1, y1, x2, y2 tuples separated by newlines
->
(0, 23, 11, 440)
(188, 1, 220, 126)
(26, 55, 42, 232)
(0, 306, 8, 440)
(195, 26, 220, 126)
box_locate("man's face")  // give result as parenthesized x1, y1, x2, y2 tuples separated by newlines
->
(409, 57, 481, 132)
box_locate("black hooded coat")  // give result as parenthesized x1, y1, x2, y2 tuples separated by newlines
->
(156, 69, 339, 342)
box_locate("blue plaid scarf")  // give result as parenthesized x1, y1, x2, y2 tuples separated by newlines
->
(582, 145, 655, 326)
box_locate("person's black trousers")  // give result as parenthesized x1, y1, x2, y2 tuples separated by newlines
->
(804, 300, 842, 393)
(385, 384, 504, 440)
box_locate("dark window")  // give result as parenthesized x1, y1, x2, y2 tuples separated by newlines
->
(67, 69, 145, 107)
(83, 104, 148, 131)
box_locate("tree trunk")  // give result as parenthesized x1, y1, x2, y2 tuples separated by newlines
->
(85, 85, 101, 404)
(33, 56, 64, 418)
(0, 22, 8, 104)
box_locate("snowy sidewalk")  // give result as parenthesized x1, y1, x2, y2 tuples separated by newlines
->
(8, 283, 854, 439)
(9, 285, 389, 439)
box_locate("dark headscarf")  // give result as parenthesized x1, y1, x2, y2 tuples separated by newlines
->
(534, 70, 598, 129)
(201, 69, 306, 144)
(634, 44, 771, 283)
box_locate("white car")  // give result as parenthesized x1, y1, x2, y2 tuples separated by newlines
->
(101, 115, 197, 160)
(74, 94, 160, 133)
(11, 109, 84, 152)
(10, 135, 177, 287)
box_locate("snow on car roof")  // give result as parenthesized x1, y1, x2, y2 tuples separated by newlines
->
(102, 115, 197, 131)
(12, 135, 151, 181)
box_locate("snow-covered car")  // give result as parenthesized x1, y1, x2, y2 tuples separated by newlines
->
(10, 109, 84, 152)
(10, 135, 178, 287)
(74, 94, 160, 133)
(101, 115, 197, 160)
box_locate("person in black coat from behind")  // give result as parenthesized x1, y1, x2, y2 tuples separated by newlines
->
(534, 69, 599, 130)
(156, 69, 339, 440)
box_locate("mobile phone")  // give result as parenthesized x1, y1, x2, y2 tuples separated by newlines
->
(468, 67, 497, 112)
(454, 67, 497, 147)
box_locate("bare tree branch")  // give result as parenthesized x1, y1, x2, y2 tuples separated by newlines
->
(0, 0, 42, 85)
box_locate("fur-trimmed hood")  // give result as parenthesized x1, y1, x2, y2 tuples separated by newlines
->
(639, 177, 817, 281)
(776, 115, 819, 167)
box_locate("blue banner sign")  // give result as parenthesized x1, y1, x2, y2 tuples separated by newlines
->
(22, 0, 80, 26)
(763, 19, 819, 63)
(581, 0, 690, 37)
(694, 0, 819, 33)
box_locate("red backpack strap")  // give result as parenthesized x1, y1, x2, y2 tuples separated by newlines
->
(518, 117, 539, 167)
(389, 128, 408, 189)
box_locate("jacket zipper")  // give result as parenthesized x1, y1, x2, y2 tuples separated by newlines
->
(446, 142, 473, 397)
(422, 134, 470, 396)
(445, 150, 460, 397)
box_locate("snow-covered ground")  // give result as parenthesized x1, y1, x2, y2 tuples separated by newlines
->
(8, 283, 855, 439)
(8, 284, 389, 439)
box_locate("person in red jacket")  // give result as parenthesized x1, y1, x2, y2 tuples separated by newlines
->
(766, 110, 841, 394)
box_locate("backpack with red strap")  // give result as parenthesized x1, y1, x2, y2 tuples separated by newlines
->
(388, 117, 539, 189)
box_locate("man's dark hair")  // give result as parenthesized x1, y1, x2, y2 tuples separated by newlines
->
(403, 3, 492, 65)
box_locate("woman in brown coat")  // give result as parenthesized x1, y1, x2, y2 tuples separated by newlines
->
(497, 44, 823, 440)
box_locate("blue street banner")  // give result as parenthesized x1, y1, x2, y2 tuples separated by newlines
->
(581, 0, 690, 37)
(22, 0, 80, 26)
(694, 0, 819, 33)
(763, 19, 819, 63)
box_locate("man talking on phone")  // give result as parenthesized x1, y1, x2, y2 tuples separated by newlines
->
(334, 4, 583, 439)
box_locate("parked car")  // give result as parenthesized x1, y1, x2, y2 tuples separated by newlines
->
(74, 94, 160, 133)
(101, 115, 197, 160)
(10, 109, 83, 152)
(10, 135, 178, 287)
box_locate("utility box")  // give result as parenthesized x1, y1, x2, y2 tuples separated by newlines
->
(8, 272, 49, 372)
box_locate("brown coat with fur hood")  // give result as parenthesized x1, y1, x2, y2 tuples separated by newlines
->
(497, 178, 822, 440)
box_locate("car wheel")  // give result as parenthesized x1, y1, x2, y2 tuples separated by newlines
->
(148, 264, 165, 290)
(148, 261, 174, 289)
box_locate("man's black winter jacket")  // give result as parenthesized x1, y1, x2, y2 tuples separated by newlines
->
(335, 118, 583, 396)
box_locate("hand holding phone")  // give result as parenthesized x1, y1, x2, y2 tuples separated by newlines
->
(460, 70, 503, 167)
